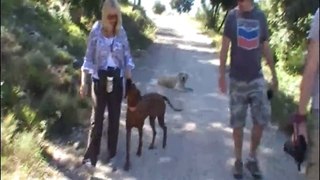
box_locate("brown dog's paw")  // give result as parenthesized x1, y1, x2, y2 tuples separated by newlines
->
(148, 145, 156, 150)
(124, 162, 130, 171)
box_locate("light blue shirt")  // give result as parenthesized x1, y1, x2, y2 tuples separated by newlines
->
(81, 21, 135, 79)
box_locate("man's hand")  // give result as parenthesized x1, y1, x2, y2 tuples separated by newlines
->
(79, 84, 88, 99)
(219, 75, 227, 94)
(291, 113, 309, 144)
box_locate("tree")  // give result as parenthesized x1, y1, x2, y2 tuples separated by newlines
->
(200, 0, 236, 32)
(170, 0, 194, 14)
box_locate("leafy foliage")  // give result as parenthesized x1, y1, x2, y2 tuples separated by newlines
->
(170, 0, 194, 13)
(260, 0, 317, 75)
(153, 1, 166, 15)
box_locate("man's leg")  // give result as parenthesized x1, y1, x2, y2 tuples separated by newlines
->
(233, 127, 244, 161)
(229, 79, 249, 179)
(306, 109, 319, 180)
(246, 78, 271, 178)
(249, 124, 264, 159)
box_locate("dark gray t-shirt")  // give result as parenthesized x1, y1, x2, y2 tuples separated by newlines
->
(223, 7, 269, 82)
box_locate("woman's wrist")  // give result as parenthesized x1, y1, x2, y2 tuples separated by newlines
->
(81, 70, 89, 86)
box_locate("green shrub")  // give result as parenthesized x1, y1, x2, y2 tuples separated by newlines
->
(18, 105, 41, 130)
(23, 51, 53, 97)
(48, 94, 79, 135)
(51, 48, 74, 65)
(77, 97, 90, 109)
(39, 90, 79, 135)
(1, 114, 47, 179)
(153, 1, 166, 15)
(1, 83, 20, 110)
(1, 113, 18, 155)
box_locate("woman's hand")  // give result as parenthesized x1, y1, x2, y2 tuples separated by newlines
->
(79, 84, 88, 99)
(125, 69, 132, 79)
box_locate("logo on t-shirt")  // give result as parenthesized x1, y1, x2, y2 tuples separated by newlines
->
(237, 19, 260, 50)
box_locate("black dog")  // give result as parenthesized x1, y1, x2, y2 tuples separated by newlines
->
(283, 114, 308, 171)
(284, 135, 307, 171)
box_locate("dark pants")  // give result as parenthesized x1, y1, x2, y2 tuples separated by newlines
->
(83, 68, 123, 166)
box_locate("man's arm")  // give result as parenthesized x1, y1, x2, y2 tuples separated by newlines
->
(298, 8, 319, 115)
(298, 40, 319, 115)
(219, 36, 231, 77)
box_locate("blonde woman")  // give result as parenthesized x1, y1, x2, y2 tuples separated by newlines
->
(80, 0, 135, 168)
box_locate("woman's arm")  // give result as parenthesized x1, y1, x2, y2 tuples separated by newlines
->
(120, 26, 135, 78)
(81, 21, 100, 85)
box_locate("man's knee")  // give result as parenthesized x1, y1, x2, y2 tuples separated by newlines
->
(230, 112, 247, 129)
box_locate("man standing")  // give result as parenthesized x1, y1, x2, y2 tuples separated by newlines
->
(293, 8, 319, 180)
(218, 0, 278, 179)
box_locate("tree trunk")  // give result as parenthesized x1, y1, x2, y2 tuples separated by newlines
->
(212, 3, 220, 30)
(218, 10, 229, 32)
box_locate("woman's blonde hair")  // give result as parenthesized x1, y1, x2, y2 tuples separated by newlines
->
(101, 0, 122, 35)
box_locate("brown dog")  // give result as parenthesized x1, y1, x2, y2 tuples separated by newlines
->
(124, 79, 182, 171)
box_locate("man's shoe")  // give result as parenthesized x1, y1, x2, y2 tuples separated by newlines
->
(233, 160, 243, 179)
(245, 159, 262, 179)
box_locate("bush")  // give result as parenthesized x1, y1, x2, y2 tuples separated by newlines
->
(24, 51, 53, 97)
(1, 114, 48, 179)
(121, 5, 156, 51)
(38, 90, 80, 135)
(153, 1, 166, 15)
(51, 48, 74, 65)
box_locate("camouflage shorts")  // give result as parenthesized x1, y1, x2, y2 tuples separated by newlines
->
(229, 77, 271, 128)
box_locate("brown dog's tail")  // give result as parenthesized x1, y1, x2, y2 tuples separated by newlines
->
(162, 96, 183, 111)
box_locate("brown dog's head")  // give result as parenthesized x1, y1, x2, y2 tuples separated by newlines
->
(178, 72, 189, 84)
(125, 79, 141, 107)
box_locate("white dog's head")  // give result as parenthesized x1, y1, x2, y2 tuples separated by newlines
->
(177, 72, 189, 84)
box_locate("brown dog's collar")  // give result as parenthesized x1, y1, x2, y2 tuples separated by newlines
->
(128, 106, 137, 112)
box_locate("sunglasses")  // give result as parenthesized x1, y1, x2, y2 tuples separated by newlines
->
(237, 0, 245, 2)
(107, 14, 117, 20)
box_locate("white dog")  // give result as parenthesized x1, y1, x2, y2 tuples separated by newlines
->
(157, 72, 192, 92)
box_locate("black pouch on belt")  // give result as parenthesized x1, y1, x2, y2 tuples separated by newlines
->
(98, 67, 121, 93)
